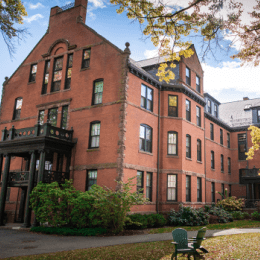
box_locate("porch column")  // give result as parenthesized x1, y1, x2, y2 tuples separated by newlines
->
(22, 151, 36, 227)
(252, 183, 255, 200)
(0, 154, 11, 226)
(246, 184, 250, 199)
(38, 150, 46, 183)
(0, 154, 3, 181)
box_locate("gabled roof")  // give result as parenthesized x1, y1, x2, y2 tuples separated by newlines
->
(134, 55, 171, 68)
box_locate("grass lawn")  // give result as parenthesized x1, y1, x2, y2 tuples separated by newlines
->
(148, 220, 260, 234)
(5, 233, 260, 260)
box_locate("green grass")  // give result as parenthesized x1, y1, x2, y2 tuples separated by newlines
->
(4, 233, 260, 259)
(148, 220, 260, 234)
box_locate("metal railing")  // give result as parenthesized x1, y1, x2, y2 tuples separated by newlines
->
(1, 123, 73, 142)
(43, 170, 69, 184)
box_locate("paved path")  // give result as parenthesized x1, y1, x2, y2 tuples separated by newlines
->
(0, 227, 260, 259)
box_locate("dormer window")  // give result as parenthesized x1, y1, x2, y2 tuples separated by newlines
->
(196, 75, 200, 93)
(186, 67, 191, 85)
(257, 109, 260, 123)
(214, 104, 218, 117)
(207, 100, 211, 113)
(244, 104, 252, 110)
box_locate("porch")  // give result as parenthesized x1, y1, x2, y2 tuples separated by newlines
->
(0, 123, 75, 227)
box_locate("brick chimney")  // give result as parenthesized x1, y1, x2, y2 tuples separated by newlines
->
(49, 0, 88, 30)
(243, 97, 249, 101)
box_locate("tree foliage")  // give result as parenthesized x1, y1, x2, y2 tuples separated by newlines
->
(0, 0, 28, 57)
(246, 125, 260, 160)
(110, 0, 260, 82)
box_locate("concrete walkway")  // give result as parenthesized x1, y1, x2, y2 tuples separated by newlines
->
(0, 225, 260, 259)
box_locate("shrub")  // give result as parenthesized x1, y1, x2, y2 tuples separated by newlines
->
(168, 205, 209, 226)
(30, 180, 79, 227)
(251, 211, 260, 220)
(205, 204, 233, 223)
(30, 226, 107, 236)
(216, 196, 244, 212)
(231, 211, 250, 220)
(125, 213, 167, 229)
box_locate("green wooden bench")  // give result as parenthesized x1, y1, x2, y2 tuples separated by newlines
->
(188, 227, 208, 254)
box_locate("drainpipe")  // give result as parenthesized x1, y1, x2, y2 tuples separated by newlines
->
(156, 86, 161, 213)
(204, 112, 207, 205)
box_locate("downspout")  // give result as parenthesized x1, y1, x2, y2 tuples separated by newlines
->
(204, 112, 207, 205)
(156, 86, 161, 213)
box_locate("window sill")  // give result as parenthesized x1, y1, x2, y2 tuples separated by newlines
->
(165, 201, 178, 204)
(211, 168, 215, 171)
(167, 155, 179, 158)
(80, 67, 90, 71)
(221, 171, 224, 173)
(197, 160, 202, 164)
(41, 88, 71, 96)
(86, 148, 100, 152)
(186, 157, 192, 161)
(28, 81, 36, 85)
(228, 172, 231, 175)
(139, 150, 153, 156)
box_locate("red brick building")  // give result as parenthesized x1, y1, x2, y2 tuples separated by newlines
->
(0, 0, 259, 226)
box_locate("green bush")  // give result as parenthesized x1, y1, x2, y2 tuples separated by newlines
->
(216, 196, 244, 212)
(125, 213, 167, 229)
(231, 211, 250, 220)
(251, 211, 260, 220)
(168, 205, 209, 226)
(30, 226, 107, 236)
(205, 204, 233, 223)
(30, 177, 147, 233)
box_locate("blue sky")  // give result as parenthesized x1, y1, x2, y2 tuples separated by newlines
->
(1, 0, 260, 104)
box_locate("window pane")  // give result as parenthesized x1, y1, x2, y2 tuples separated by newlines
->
(48, 108, 58, 127)
(146, 128, 151, 140)
(16, 99, 23, 109)
(169, 96, 177, 107)
(95, 81, 103, 93)
(140, 126, 145, 138)
(186, 67, 190, 77)
(68, 54, 73, 67)
(168, 175, 176, 187)
(38, 110, 44, 125)
(55, 58, 63, 70)
(147, 88, 153, 100)
(32, 65, 37, 74)
(141, 84, 146, 97)
(61, 106, 68, 129)
(186, 100, 190, 111)
(196, 76, 199, 85)
(168, 144, 176, 154)
(84, 49, 91, 60)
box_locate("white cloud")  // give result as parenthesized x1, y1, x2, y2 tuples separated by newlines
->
(89, 0, 106, 8)
(29, 3, 44, 9)
(202, 61, 260, 96)
(23, 14, 44, 23)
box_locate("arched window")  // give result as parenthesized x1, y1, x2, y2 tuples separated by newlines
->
(168, 131, 178, 155)
(13, 97, 23, 120)
(139, 124, 152, 153)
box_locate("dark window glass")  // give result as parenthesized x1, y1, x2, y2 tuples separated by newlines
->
(221, 154, 224, 172)
(42, 60, 50, 94)
(29, 64, 37, 82)
(137, 171, 144, 193)
(186, 175, 191, 202)
(139, 124, 152, 153)
(227, 133, 230, 148)
(220, 129, 223, 145)
(13, 98, 23, 120)
(61, 106, 68, 129)
(238, 133, 247, 160)
(168, 132, 177, 155)
(167, 175, 177, 201)
(186, 99, 191, 121)
(186, 134, 191, 158)
(211, 151, 215, 169)
(197, 177, 202, 202)
(214, 104, 218, 117)
(82, 49, 91, 69)
(48, 108, 58, 126)
(196, 106, 201, 126)
(52, 57, 63, 92)
(86, 170, 97, 190)
(38, 110, 44, 125)
(211, 182, 215, 202)
(141, 84, 153, 111)
(65, 54, 73, 89)
(89, 122, 101, 148)
(196, 75, 200, 92)
(210, 123, 214, 140)
(208, 100, 211, 113)
(197, 139, 201, 161)
(93, 80, 103, 105)
(257, 110, 260, 123)
(146, 172, 152, 201)
(186, 67, 190, 85)
(229, 184, 231, 197)
(228, 157, 231, 174)
(168, 95, 178, 117)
